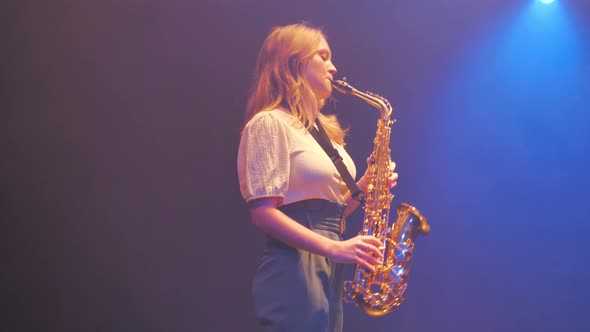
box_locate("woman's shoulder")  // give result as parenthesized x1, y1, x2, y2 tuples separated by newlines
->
(245, 108, 300, 130)
(249, 108, 293, 123)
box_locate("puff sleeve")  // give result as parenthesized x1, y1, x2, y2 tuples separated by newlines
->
(237, 112, 291, 203)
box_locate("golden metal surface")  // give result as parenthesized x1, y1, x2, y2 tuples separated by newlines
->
(333, 79, 431, 316)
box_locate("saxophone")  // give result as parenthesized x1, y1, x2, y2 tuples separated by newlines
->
(332, 78, 431, 316)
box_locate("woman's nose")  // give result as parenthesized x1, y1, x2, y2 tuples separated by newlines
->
(328, 61, 337, 75)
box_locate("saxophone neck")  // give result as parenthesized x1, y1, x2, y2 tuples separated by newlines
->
(332, 79, 393, 119)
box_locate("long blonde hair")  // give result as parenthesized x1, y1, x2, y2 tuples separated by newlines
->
(245, 23, 347, 144)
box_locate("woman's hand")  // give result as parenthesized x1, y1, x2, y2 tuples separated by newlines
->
(327, 235, 384, 272)
(387, 160, 399, 188)
(358, 157, 399, 192)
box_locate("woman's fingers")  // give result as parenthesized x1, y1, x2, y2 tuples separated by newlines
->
(358, 257, 376, 272)
(388, 161, 399, 188)
(389, 161, 396, 171)
(332, 235, 385, 271)
(361, 235, 383, 249)
(357, 249, 382, 272)
(356, 236, 384, 268)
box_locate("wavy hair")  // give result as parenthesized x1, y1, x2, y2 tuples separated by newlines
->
(244, 23, 347, 144)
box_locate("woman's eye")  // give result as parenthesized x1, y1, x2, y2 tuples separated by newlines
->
(318, 52, 328, 61)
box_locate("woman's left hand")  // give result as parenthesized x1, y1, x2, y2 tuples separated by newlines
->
(386, 160, 398, 188)
(358, 157, 398, 192)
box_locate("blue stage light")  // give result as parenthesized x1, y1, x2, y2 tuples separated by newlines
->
(539, 0, 555, 4)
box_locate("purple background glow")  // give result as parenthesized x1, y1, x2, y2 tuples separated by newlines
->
(4, 1, 590, 331)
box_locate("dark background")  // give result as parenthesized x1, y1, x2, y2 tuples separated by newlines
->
(3, 1, 590, 331)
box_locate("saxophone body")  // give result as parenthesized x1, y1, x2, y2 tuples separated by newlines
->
(332, 79, 431, 316)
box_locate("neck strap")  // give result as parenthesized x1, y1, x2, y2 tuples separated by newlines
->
(309, 120, 365, 203)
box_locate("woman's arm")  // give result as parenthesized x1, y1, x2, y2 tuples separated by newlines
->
(249, 197, 383, 271)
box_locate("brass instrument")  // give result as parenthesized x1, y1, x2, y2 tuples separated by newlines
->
(332, 78, 431, 316)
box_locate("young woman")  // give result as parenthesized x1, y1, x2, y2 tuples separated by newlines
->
(237, 23, 398, 332)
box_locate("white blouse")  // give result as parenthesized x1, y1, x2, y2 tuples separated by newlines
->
(237, 108, 357, 205)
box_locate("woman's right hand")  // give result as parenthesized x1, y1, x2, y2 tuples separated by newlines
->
(328, 235, 384, 272)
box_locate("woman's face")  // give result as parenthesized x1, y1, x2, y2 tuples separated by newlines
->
(302, 36, 337, 101)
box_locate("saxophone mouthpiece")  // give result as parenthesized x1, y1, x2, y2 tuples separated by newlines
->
(332, 77, 353, 94)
